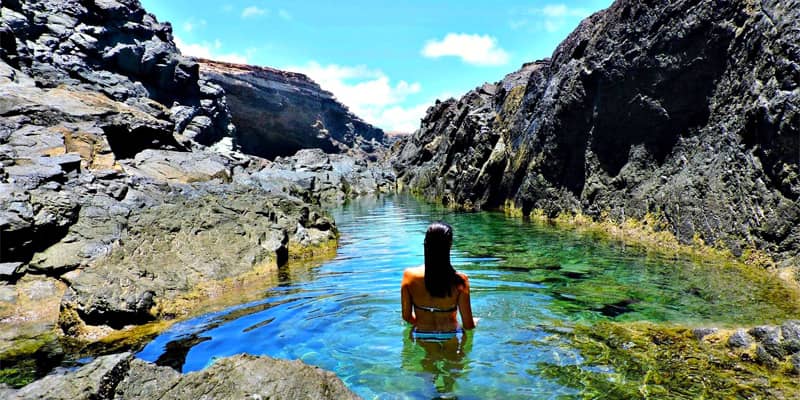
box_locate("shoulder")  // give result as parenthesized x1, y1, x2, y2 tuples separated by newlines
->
(456, 272, 470, 289)
(404, 265, 424, 276)
(402, 266, 424, 284)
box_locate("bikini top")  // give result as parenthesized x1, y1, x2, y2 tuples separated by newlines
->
(413, 302, 457, 313)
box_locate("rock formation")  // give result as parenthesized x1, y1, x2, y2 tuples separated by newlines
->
(0, 0, 392, 386)
(393, 0, 800, 264)
(3, 352, 359, 399)
(199, 58, 385, 160)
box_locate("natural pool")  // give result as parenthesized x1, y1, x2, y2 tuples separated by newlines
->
(138, 195, 800, 399)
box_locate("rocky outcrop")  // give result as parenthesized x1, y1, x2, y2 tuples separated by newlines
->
(238, 148, 395, 205)
(0, 0, 394, 386)
(393, 0, 800, 264)
(199, 58, 385, 159)
(0, 0, 234, 146)
(6, 352, 359, 399)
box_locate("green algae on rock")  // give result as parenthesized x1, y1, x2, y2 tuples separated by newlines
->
(538, 322, 800, 399)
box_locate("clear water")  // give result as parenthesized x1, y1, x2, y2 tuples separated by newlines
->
(137, 195, 800, 399)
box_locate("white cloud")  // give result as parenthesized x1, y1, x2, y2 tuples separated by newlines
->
(182, 18, 206, 33)
(174, 36, 249, 64)
(286, 61, 426, 133)
(241, 6, 267, 18)
(421, 33, 510, 66)
(513, 4, 593, 33)
(278, 9, 292, 21)
(538, 4, 591, 18)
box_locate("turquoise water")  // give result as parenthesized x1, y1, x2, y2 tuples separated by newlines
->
(137, 195, 800, 399)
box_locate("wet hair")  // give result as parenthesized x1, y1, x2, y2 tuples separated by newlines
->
(424, 222, 465, 298)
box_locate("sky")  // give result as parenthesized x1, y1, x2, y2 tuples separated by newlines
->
(139, 1, 614, 133)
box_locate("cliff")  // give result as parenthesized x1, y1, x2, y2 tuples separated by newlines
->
(198, 58, 385, 160)
(392, 0, 800, 264)
(0, 0, 390, 387)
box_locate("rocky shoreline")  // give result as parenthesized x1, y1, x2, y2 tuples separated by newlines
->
(391, 0, 800, 268)
(1, 0, 799, 397)
(0, 0, 390, 395)
(2, 352, 358, 399)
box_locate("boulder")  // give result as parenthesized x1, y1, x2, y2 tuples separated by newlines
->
(8, 353, 359, 400)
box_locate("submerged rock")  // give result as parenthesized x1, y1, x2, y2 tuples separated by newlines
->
(8, 353, 359, 399)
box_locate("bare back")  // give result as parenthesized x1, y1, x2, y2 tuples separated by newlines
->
(401, 266, 475, 332)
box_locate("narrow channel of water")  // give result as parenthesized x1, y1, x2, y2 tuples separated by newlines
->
(137, 194, 800, 399)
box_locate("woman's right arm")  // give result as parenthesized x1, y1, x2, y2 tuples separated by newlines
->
(401, 269, 416, 325)
(458, 273, 476, 330)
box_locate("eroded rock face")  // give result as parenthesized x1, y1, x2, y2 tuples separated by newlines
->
(0, 0, 394, 381)
(0, 0, 235, 145)
(7, 353, 359, 400)
(393, 0, 800, 263)
(199, 58, 385, 159)
(239, 148, 396, 206)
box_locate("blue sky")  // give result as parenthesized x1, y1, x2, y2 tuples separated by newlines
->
(140, 1, 613, 132)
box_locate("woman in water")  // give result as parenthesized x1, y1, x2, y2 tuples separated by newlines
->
(401, 221, 476, 335)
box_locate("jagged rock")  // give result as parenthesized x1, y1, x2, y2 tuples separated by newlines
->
(755, 344, 779, 369)
(0, 0, 386, 389)
(0, 262, 24, 281)
(10, 352, 130, 400)
(123, 149, 231, 183)
(0, 0, 234, 143)
(728, 329, 754, 349)
(692, 327, 718, 341)
(59, 187, 335, 329)
(243, 149, 395, 205)
(782, 321, 800, 342)
(6, 353, 359, 400)
(792, 353, 800, 375)
(392, 0, 800, 263)
(198, 58, 384, 159)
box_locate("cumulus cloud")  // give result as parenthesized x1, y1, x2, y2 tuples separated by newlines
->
(422, 33, 510, 66)
(241, 6, 267, 18)
(286, 61, 426, 133)
(174, 36, 249, 64)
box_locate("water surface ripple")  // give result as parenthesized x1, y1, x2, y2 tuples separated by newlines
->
(138, 195, 799, 399)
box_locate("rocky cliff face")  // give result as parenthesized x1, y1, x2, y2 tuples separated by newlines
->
(393, 0, 800, 264)
(199, 58, 385, 160)
(0, 0, 392, 384)
(0, 0, 235, 146)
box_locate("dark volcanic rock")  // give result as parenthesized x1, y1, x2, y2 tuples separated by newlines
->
(728, 328, 754, 349)
(199, 58, 385, 159)
(239, 148, 395, 205)
(392, 0, 800, 263)
(0, 0, 235, 146)
(8, 353, 359, 400)
(0, 0, 391, 376)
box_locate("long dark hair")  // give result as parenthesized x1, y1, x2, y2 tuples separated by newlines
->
(424, 222, 465, 298)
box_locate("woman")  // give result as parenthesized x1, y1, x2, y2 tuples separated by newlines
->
(401, 221, 476, 335)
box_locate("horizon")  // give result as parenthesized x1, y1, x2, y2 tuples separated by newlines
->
(138, 0, 614, 133)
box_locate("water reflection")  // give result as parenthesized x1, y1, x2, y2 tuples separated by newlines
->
(401, 327, 473, 397)
(137, 194, 800, 398)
